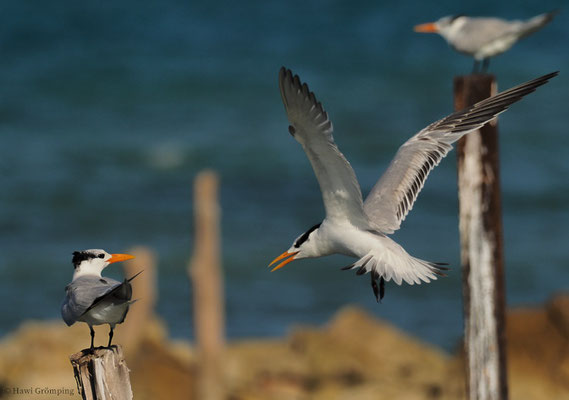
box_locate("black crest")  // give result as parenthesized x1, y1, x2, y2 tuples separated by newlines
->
(72, 251, 96, 269)
(294, 223, 321, 248)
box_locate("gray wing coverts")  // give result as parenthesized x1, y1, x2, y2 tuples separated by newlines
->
(61, 276, 129, 326)
(363, 71, 558, 233)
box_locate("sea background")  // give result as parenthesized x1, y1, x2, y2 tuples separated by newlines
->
(0, 0, 567, 352)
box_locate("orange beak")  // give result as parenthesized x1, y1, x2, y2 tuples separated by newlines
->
(414, 22, 439, 33)
(269, 251, 299, 272)
(107, 253, 135, 264)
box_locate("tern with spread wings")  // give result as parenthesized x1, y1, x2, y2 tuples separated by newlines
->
(270, 67, 557, 301)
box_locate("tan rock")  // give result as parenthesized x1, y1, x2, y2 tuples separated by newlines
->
(1, 296, 569, 400)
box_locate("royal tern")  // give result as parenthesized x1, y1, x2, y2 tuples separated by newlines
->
(61, 249, 140, 349)
(270, 67, 557, 301)
(414, 11, 558, 72)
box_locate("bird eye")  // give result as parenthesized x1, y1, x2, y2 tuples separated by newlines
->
(98, 254, 105, 259)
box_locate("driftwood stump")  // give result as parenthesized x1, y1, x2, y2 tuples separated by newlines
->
(70, 345, 133, 400)
(189, 170, 226, 400)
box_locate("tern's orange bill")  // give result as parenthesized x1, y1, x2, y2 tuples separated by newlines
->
(108, 253, 135, 264)
(414, 22, 439, 33)
(269, 251, 299, 272)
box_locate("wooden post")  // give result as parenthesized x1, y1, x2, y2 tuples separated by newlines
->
(189, 170, 226, 400)
(119, 246, 157, 356)
(455, 74, 508, 400)
(70, 346, 133, 400)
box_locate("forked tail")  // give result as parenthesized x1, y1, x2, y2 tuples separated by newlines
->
(519, 10, 559, 39)
(341, 237, 448, 302)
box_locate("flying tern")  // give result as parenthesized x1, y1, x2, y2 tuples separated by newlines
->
(270, 67, 557, 301)
(414, 11, 558, 72)
(61, 249, 140, 349)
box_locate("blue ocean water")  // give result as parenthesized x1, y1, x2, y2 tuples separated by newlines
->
(0, 1, 567, 352)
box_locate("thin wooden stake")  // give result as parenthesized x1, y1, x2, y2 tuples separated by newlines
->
(455, 74, 508, 400)
(189, 170, 226, 400)
(70, 346, 133, 400)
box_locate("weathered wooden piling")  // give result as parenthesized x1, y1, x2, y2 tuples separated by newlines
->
(189, 170, 226, 400)
(70, 346, 133, 400)
(119, 246, 157, 355)
(454, 74, 508, 400)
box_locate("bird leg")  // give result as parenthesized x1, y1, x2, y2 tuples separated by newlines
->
(371, 270, 384, 303)
(89, 326, 95, 351)
(342, 261, 386, 303)
(107, 325, 114, 347)
(472, 60, 480, 74)
(482, 58, 490, 73)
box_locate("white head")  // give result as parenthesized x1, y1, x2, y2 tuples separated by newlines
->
(71, 249, 135, 279)
(269, 223, 321, 271)
(414, 15, 466, 41)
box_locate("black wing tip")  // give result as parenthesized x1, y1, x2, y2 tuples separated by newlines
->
(448, 70, 558, 132)
(278, 66, 326, 116)
(278, 66, 313, 93)
(545, 9, 561, 19)
(488, 71, 558, 99)
(427, 262, 450, 277)
(279, 66, 292, 84)
(529, 71, 559, 86)
(429, 262, 450, 270)
(494, 71, 558, 101)
(495, 70, 559, 109)
(515, 71, 558, 94)
(278, 66, 296, 86)
(127, 270, 144, 282)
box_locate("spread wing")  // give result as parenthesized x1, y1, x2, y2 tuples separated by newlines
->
(279, 67, 371, 227)
(363, 71, 558, 233)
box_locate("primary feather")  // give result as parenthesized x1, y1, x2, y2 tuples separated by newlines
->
(363, 71, 558, 233)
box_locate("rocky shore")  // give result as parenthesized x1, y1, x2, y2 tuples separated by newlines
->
(1, 295, 568, 399)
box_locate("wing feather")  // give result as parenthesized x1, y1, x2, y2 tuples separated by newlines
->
(364, 71, 558, 233)
(60, 276, 122, 326)
(279, 67, 370, 227)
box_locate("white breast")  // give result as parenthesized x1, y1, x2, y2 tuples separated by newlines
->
(319, 219, 385, 258)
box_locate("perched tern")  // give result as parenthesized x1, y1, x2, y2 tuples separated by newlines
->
(414, 11, 558, 72)
(270, 67, 557, 301)
(61, 249, 140, 349)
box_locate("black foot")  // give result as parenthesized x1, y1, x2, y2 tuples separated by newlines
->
(89, 326, 95, 351)
(482, 58, 490, 73)
(370, 270, 385, 303)
(472, 60, 479, 74)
